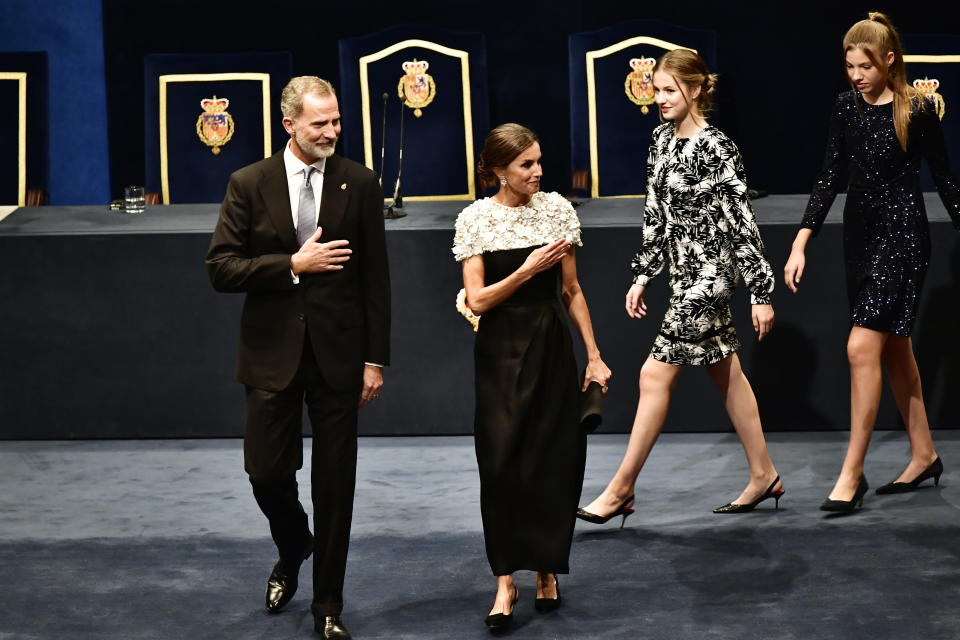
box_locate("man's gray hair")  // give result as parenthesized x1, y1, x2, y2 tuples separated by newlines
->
(280, 76, 336, 119)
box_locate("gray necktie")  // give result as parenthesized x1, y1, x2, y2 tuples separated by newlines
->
(296, 166, 316, 247)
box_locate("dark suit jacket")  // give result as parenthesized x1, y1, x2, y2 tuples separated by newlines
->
(206, 151, 390, 392)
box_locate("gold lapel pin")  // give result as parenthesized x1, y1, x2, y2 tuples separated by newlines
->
(340, 183, 347, 190)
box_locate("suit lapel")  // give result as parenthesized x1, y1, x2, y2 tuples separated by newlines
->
(318, 155, 349, 234)
(259, 152, 298, 252)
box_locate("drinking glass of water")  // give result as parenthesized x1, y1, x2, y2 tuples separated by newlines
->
(124, 186, 146, 214)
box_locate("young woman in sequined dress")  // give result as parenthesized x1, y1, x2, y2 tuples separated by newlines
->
(785, 13, 960, 512)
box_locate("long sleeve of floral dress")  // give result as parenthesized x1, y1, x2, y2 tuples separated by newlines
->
(631, 130, 667, 286)
(711, 135, 774, 305)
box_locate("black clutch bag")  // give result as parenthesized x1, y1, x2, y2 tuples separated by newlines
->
(579, 380, 604, 433)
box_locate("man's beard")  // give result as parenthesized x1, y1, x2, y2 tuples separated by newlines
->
(295, 128, 337, 161)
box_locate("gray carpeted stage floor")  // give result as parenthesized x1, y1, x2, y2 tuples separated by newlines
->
(2, 432, 959, 639)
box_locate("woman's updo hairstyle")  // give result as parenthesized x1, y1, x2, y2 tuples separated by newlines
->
(477, 123, 540, 189)
(653, 49, 718, 116)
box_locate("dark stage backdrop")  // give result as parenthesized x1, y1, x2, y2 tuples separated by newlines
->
(101, 1, 960, 200)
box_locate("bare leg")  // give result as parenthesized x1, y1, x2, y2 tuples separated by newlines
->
(828, 326, 888, 501)
(580, 357, 682, 517)
(536, 572, 558, 599)
(882, 336, 938, 482)
(488, 574, 517, 617)
(704, 353, 781, 504)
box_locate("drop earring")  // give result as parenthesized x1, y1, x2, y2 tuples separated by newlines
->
(499, 175, 507, 186)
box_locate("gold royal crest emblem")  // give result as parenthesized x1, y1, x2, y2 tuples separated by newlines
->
(398, 59, 436, 118)
(625, 57, 656, 114)
(913, 78, 945, 120)
(196, 95, 235, 154)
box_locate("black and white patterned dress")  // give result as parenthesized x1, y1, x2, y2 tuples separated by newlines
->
(632, 123, 774, 366)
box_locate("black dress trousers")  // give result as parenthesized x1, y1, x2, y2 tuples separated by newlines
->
(244, 331, 361, 616)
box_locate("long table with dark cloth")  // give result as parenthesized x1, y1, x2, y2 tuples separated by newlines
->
(1, 196, 957, 439)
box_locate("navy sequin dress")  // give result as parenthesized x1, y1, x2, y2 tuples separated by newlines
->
(801, 91, 960, 336)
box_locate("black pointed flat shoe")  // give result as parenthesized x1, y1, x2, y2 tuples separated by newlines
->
(485, 587, 519, 629)
(875, 457, 943, 494)
(576, 495, 635, 528)
(534, 575, 561, 613)
(713, 475, 785, 513)
(820, 476, 869, 513)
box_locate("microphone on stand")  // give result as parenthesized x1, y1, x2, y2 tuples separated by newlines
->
(378, 93, 388, 188)
(385, 94, 407, 219)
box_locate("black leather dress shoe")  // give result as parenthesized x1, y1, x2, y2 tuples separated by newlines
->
(315, 615, 352, 639)
(265, 535, 313, 613)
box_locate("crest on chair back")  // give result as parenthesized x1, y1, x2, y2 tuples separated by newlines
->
(196, 95, 235, 154)
(398, 59, 436, 117)
(913, 78, 946, 120)
(625, 57, 656, 114)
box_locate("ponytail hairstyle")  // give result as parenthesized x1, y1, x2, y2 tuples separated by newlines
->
(843, 12, 921, 151)
(653, 49, 718, 117)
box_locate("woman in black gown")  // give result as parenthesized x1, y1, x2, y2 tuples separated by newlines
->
(452, 123, 611, 628)
(785, 13, 960, 512)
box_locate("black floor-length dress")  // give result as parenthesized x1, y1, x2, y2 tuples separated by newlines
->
(472, 246, 584, 575)
(452, 190, 587, 576)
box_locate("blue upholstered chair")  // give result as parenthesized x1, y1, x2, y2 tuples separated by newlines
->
(143, 53, 292, 204)
(0, 52, 48, 206)
(568, 20, 717, 198)
(338, 25, 490, 201)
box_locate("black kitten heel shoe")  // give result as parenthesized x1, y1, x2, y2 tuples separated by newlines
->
(534, 575, 562, 614)
(875, 457, 944, 494)
(713, 475, 785, 513)
(485, 587, 519, 630)
(576, 495, 635, 528)
(820, 476, 869, 513)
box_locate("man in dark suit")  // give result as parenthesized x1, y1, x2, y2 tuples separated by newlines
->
(206, 76, 389, 640)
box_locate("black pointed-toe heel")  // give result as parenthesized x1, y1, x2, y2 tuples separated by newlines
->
(875, 457, 944, 494)
(534, 575, 562, 614)
(820, 475, 869, 512)
(484, 587, 519, 630)
(576, 495, 635, 528)
(713, 475, 785, 514)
